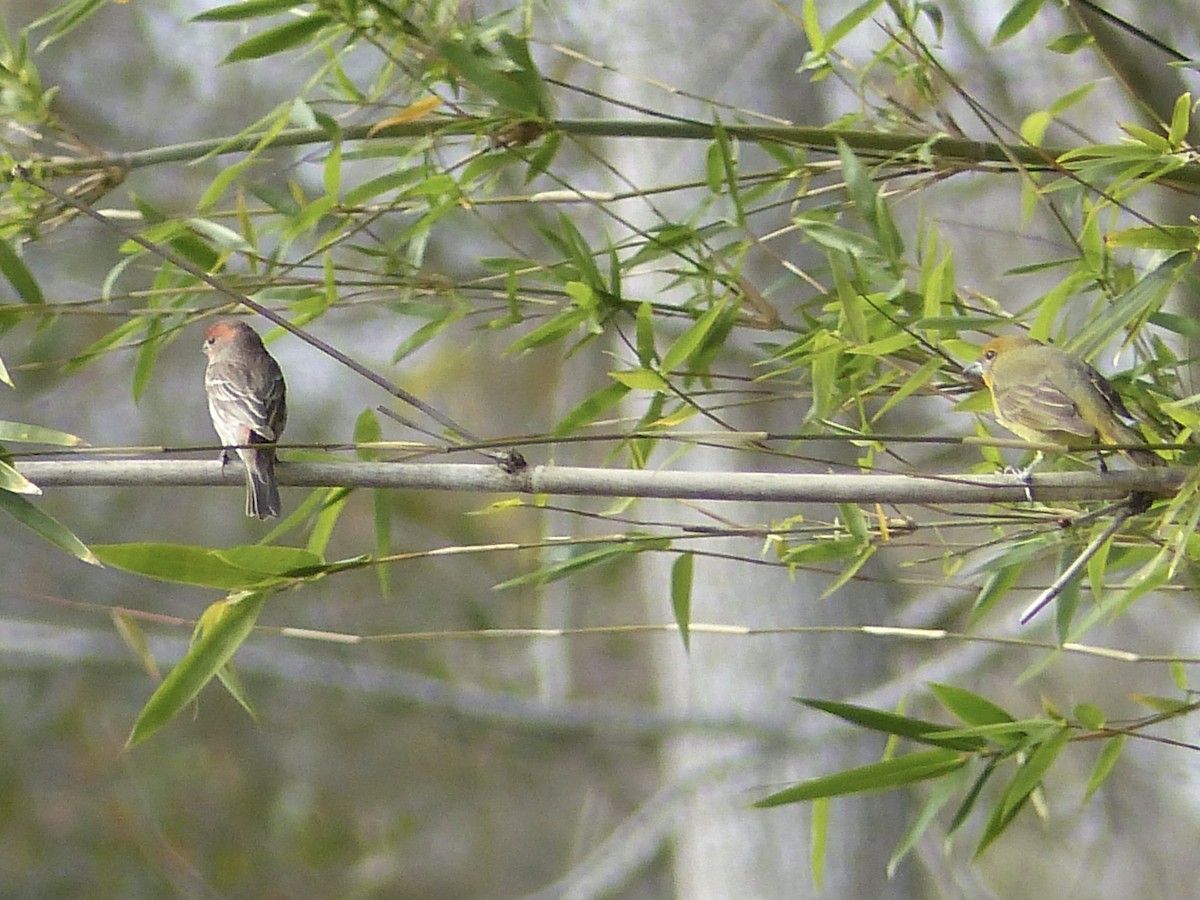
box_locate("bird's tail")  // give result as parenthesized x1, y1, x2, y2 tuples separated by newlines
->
(1125, 446, 1167, 467)
(244, 449, 281, 518)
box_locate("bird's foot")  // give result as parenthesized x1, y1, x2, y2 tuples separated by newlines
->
(1002, 464, 1035, 503)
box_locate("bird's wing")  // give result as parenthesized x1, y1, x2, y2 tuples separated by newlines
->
(1086, 365, 1137, 424)
(205, 366, 286, 441)
(993, 376, 1095, 439)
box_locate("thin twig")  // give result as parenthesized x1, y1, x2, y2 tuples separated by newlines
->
(1018, 497, 1141, 624)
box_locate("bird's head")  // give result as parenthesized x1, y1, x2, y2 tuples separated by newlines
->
(962, 335, 1040, 384)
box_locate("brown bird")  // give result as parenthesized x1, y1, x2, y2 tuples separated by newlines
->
(203, 321, 289, 518)
(963, 335, 1164, 469)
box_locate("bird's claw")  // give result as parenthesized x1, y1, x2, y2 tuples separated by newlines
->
(1001, 464, 1035, 503)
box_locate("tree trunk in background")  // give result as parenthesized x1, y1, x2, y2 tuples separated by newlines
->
(564, 4, 917, 894)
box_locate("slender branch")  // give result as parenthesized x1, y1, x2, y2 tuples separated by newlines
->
(1018, 499, 1139, 624)
(12, 459, 1185, 504)
(18, 117, 1200, 186)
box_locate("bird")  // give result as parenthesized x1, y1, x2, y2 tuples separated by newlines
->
(202, 320, 289, 518)
(963, 335, 1164, 469)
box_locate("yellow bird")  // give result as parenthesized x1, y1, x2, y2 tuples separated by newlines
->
(963, 335, 1164, 468)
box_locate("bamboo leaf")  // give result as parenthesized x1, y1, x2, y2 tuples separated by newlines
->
(754, 749, 967, 807)
(1083, 734, 1125, 803)
(127, 592, 268, 746)
(0, 239, 43, 303)
(0, 490, 99, 565)
(992, 0, 1047, 45)
(93, 542, 322, 589)
(928, 682, 1015, 727)
(223, 14, 333, 63)
(193, 0, 301, 22)
(797, 698, 987, 751)
(671, 552, 693, 652)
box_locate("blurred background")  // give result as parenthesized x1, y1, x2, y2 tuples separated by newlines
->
(3, 1, 1200, 897)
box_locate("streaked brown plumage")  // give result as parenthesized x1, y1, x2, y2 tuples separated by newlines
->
(203, 320, 288, 518)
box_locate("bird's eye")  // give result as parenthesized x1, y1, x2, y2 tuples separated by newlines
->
(983, 350, 996, 360)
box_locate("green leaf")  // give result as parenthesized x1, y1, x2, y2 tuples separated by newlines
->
(635, 301, 656, 366)
(0, 460, 41, 495)
(1106, 225, 1197, 252)
(710, 118, 744, 223)
(354, 407, 382, 461)
(671, 552, 693, 652)
(506, 308, 588, 354)
(215, 663, 258, 721)
(192, 0, 301, 21)
(186, 217, 255, 254)
(609, 368, 669, 391)
(888, 767, 965, 878)
(819, 544, 875, 599)
(0, 239, 43, 303)
(524, 131, 562, 182)
(873, 357, 941, 419)
(30, 0, 106, 51)
(797, 698, 987, 751)
(437, 34, 546, 116)
(810, 797, 828, 892)
(1046, 32, 1092, 54)
(836, 138, 903, 259)
(1073, 703, 1105, 730)
(111, 610, 160, 680)
(801, 0, 824, 51)
(837, 502, 869, 544)
(552, 382, 629, 437)
(1119, 122, 1170, 152)
(754, 749, 967, 807)
(127, 592, 268, 746)
(495, 539, 666, 590)
(497, 32, 554, 118)
(660, 300, 727, 375)
(947, 760, 998, 835)
(797, 217, 881, 257)
(223, 13, 333, 63)
(928, 682, 1015, 727)
(93, 542, 322, 589)
(975, 727, 1070, 856)
(992, 0, 1047, 45)
(1129, 693, 1190, 714)
(303, 488, 349, 558)
(1170, 659, 1187, 692)
(780, 537, 861, 567)
(0, 490, 100, 565)
(825, 0, 883, 49)
(132, 317, 161, 402)
(1083, 734, 1125, 803)
(1168, 92, 1191, 147)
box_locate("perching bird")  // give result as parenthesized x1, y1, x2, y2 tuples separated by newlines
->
(963, 335, 1164, 468)
(202, 320, 289, 518)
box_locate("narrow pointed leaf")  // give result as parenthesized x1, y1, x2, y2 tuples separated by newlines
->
(0, 490, 99, 565)
(754, 749, 967, 806)
(127, 592, 268, 746)
(670, 552, 693, 652)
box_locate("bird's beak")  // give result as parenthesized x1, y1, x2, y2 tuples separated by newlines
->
(962, 361, 984, 379)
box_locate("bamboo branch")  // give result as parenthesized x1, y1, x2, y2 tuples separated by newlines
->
(18, 117, 1200, 187)
(12, 459, 1186, 504)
